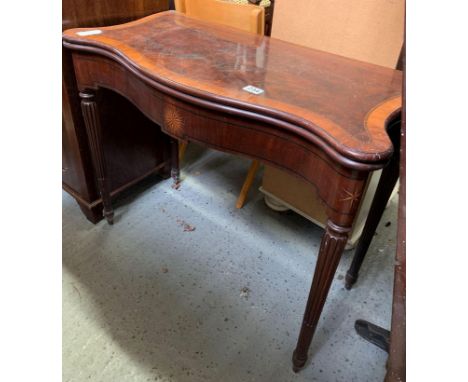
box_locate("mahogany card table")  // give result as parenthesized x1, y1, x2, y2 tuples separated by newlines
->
(63, 11, 402, 372)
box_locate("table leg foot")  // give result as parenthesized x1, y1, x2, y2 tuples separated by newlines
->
(104, 210, 114, 225)
(171, 168, 180, 184)
(345, 271, 357, 290)
(292, 350, 307, 372)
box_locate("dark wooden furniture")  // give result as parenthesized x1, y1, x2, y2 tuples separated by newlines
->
(63, 11, 402, 371)
(62, 0, 171, 223)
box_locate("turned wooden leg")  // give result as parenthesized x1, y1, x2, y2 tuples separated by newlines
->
(292, 220, 351, 372)
(79, 90, 114, 224)
(170, 138, 180, 185)
(236, 160, 260, 209)
(345, 120, 401, 289)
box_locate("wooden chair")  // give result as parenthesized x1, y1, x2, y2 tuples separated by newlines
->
(176, 0, 265, 34)
(175, 0, 265, 208)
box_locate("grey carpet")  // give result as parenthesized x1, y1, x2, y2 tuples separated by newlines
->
(63, 145, 397, 382)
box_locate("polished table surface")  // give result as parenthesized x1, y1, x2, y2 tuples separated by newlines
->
(63, 11, 401, 164)
(63, 11, 402, 372)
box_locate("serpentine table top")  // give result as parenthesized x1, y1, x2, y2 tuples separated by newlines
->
(63, 11, 401, 166)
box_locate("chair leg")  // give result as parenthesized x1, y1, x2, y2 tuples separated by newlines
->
(236, 160, 260, 209)
(179, 140, 188, 163)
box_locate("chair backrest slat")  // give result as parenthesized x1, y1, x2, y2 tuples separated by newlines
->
(175, 0, 265, 35)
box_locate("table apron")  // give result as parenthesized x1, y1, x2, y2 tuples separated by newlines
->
(72, 51, 371, 225)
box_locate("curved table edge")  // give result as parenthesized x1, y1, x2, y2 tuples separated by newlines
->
(63, 36, 401, 172)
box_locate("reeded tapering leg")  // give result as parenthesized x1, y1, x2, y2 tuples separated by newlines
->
(292, 221, 351, 372)
(170, 138, 180, 186)
(345, 121, 401, 289)
(79, 90, 114, 224)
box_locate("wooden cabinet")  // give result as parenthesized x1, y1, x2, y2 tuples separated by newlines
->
(62, 0, 171, 223)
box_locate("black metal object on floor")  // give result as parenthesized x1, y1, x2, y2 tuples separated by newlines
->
(355, 319, 390, 353)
